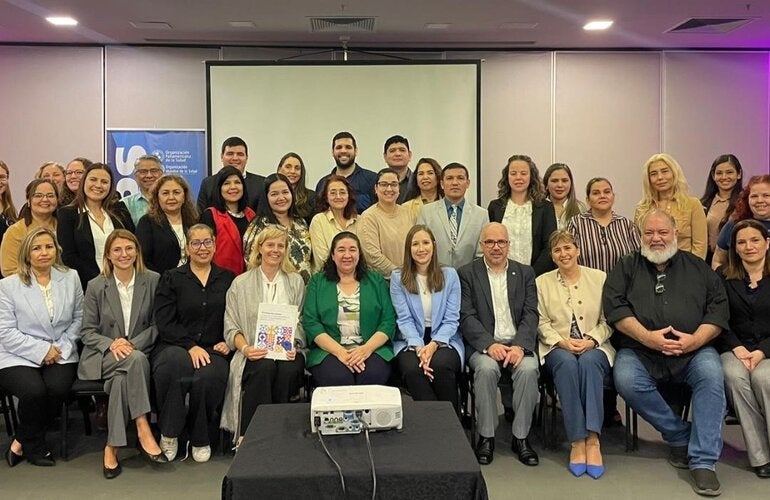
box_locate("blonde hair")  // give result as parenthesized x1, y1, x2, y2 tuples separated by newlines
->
(17, 227, 67, 286)
(637, 153, 692, 216)
(35, 161, 65, 180)
(246, 225, 295, 273)
(101, 229, 146, 277)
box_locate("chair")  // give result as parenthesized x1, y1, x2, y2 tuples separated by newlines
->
(1, 389, 19, 437)
(60, 378, 108, 460)
(625, 382, 691, 452)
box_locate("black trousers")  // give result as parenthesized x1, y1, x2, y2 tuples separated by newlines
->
(397, 347, 461, 412)
(239, 354, 305, 434)
(0, 363, 76, 458)
(310, 353, 391, 387)
(151, 345, 229, 446)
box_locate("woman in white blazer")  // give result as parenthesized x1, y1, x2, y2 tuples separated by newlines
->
(0, 228, 83, 467)
(78, 229, 167, 479)
(221, 226, 306, 447)
(536, 230, 614, 479)
(390, 224, 464, 412)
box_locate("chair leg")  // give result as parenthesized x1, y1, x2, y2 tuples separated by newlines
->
(625, 403, 632, 452)
(78, 397, 93, 436)
(60, 401, 69, 461)
(1, 394, 14, 437)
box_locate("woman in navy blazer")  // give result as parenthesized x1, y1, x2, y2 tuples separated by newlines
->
(0, 228, 83, 467)
(390, 225, 464, 412)
(488, 155, 557, 276)
(57, 162, 134, 291)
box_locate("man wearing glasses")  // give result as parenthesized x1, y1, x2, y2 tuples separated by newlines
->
(603, 209, 728, 497)
(123, 154, 163, 225)
(315, 132, 377, 214)
(418, 163, 488, 269)
(458, 222, 540, 467)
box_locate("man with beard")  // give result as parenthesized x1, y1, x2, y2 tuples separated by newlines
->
(315, 132, 377, 213)
(603, 209, 728, 497)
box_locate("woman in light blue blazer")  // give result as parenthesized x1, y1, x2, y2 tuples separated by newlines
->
(0, 228, 83, 467)
(390, 224, 463, 412)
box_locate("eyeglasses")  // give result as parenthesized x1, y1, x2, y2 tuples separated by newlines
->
(65, 170, 85, 177)
(655, 272, 666, 295)
(32, 193, 57, 200)
(136, 168, 163, 176)
(376, 182, 399, 190)
(0, 175, 8, 182)
(189, 238, 214, 250)
(482, 239, 510, 248)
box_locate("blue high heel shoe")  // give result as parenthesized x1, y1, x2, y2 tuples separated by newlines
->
(568, 462, 587, 477)
(586, 464, 605, 479)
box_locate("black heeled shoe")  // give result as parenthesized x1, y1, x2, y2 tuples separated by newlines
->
(103, 461, 122, 479)
(27, 451, 55, 467)
(136, 442, 169, 464)
(5, 442, 23, 467)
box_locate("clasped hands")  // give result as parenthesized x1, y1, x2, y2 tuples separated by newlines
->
(557, 338, 596, 355)
(732, 346, 766, 371)
(415, 342, 440, 381)
(43, 344, 62, 365)
(487, 343, 525, 368)
(645, 326, 699, 356)
(335, 344, 374, 373)
(109, 337, 134, 361)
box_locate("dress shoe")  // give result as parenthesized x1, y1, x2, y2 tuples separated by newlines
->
(103, 461, 122, 479)
(160, 435, 178, 462)
(586, 464, 605, 479)
(512, 438, 539, 466)
(474, 437, 494, 465)
(754, 462, 770, 478)
(668, 445, 689, 469)
(28, 451, 55, 467)
(568, 462, 586, 477)
(691, 469, 721, 497)
(5, 443, 23, 467)
(136, 442, 169, 464)
(503, 407, 514, 423)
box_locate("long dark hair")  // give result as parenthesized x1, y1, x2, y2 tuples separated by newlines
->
(0, 160, 18, 223)
(497, 154, 545, 204)
(400, 225, 444, 294)
(258, 173, 300, 222)
(323, 231, 368, 282)
(212, 166, 248, 213)
(403, 158, 443, 203)
(316, 174, 357, 219)
(278, 152, 313, 220)
(724, 219, 770, 280)
(700, 154, 743, 227)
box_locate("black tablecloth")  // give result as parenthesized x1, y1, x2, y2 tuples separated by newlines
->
(222, 398, 488, 500)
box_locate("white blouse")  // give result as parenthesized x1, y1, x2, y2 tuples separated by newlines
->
(502, 199, 533, 265)
(416, 274, 432, 328)
(85, 206, 115, 272)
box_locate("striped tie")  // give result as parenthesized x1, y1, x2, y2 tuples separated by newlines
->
(449, 205, 458, 245)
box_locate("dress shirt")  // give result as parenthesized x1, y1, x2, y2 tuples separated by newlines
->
(503, 200, 533, 265)
(170, 223, 186, 266)
(484, 258, 517, 344)
(444, 198, 465, 229)
(122, 192, 150, 226)
(115, 273, 135, 336)
(85, 206, 115, 273)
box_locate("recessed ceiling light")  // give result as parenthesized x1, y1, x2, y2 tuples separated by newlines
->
(583, 20, 613, 31)
(424, 23, 451, 30)
(46, 16, 78, 26)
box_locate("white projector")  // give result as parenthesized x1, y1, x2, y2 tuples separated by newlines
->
(310, 385, 403, 435)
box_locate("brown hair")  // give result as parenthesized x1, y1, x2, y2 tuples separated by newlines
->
(723, 219, 770, 280)
(146, 174, 198, 228)
(0, 161, 18, 223)
(400, 225, 444, 294)
(101, 229, 146, 276)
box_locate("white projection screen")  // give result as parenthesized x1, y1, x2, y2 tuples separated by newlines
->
(206, 61, 480, 201)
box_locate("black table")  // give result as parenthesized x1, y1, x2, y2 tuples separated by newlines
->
(222, 398, 488, 500)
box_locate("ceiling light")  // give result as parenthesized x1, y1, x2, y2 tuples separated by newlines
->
(424, 23, 451, 30)
(228, 21, 257, 28)
(46, 16, 78, 26)
(583, 20, 613, 31)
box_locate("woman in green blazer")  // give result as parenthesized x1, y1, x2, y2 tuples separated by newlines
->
(303, 231, 395, 385)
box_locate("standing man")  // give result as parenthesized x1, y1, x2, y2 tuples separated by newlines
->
(382, 135, 413, 204)
(315, 132, 377, 214)
(459, 222, 540, 467)
(604, 209, 728, 497)
(418, 163, 487, 268)
(123, 154, 163, 225)
(196, 137, 264, 214)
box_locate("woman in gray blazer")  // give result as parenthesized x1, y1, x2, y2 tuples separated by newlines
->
(78, 229, 167, 479)
(221, 226, 306, 447)
(0, 228, 83, 467)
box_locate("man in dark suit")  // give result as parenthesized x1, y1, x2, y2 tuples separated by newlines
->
(196, 136, 264, 214)
(458, 222, 540, 466)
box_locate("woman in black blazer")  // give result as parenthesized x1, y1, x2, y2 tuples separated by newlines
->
(488, 155, 557, 275)
(718, 219, 770, 478)
(57, 162, 134, 291)
(136, 175, 198, 275)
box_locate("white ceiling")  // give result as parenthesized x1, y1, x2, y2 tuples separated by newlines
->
(1, 0, 769, 49)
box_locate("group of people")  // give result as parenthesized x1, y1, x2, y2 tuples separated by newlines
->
(0, 137, 768, 498)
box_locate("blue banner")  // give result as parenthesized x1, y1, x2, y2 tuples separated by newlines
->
(106, 129, 206, 200)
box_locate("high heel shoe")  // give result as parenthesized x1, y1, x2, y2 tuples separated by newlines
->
(568, 462, 587, 477)
(586, 464, 605, 479)
(586, 437, 604, 479)
(27, 451, 55, 467)
(103, 461, 122, 479)
(5, 442, 23, 467)
(136, 442, 169, 464)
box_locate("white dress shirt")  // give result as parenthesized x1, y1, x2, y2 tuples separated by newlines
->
(115, 272, 135, 336)
(484, 258, 517, 344)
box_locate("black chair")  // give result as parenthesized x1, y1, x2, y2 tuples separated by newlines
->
(1, 389, 19, 436)
(625, 382, 692, 452)
(60, 379, 108, 460)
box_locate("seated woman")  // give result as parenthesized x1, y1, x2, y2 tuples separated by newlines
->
(242, 173, 312, 282)
(718, 219, 770, 478)
(199, 166, 256, 276)
(276, 152, 316, 224)
(390, 225, 463, 411)
(309, 175, 359, 272)
(78, 229, 167, 478)
(136, 174, 198, 275)
(221, 226, 306, 446)
(152, 224, 235, 463)
(401, 158, 443, 220)
(536, 230, 614, 479)
(0, 228, 83, 467)
(303, 231, 395, 385)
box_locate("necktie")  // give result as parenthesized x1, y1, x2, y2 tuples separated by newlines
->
(449, 205, 458, 245)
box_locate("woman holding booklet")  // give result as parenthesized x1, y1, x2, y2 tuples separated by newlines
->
(220, 226, 306, 446)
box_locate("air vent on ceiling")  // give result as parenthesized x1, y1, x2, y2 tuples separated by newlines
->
(308, 16, 376, 33)
(130, 21, 172, 30)
(666, 18, 754, 34)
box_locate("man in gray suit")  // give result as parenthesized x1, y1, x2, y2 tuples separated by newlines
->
(458, 222, 540, 466)
(417, 162, 488, 269)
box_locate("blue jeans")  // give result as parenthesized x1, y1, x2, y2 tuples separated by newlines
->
(544, 348, 610, 443)
(614, 347, 725, 470)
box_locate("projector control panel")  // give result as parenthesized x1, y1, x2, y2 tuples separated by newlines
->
(315, 410, 369, 435)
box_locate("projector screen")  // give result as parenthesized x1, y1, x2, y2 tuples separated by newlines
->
(206, 61, 480, 201)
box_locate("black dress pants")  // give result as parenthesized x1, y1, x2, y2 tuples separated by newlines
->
(310, 353, 391, 387)
(152, 345, 229, 446)
(397, 347, 461, 412)
(239, 354, 305, 434)
(0, 363, 76, 458)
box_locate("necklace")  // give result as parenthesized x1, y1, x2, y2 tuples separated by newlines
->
(228, 210, 245, 218)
